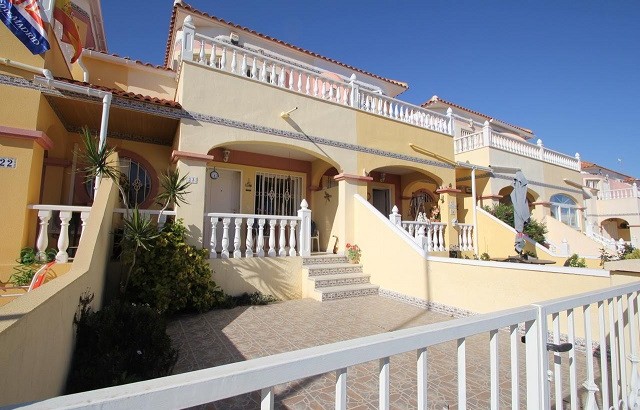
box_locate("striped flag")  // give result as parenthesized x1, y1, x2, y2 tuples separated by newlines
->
(0, 0, 50, 55)
(53, 0, 81, 63)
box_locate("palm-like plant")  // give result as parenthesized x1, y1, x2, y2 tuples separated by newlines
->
(120, 206, 159, 293)
(156, 169, 192, 219)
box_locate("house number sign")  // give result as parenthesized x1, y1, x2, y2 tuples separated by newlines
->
(0, 157, 17, 168)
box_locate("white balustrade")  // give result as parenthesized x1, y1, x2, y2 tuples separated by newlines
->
(456, 223, 474, 251)
(32, 281, 640, 409)
(205, 201, 310, 259)
(598, 185, 640, 200)
(397, 220, 447, 252)
(455, 125, 580, 171)
(187, 33, 453, 135)
(29, 205, 92, 263)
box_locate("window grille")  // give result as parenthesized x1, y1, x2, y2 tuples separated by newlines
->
(254, 172, 303, 216)
(85, 157, 152, 207)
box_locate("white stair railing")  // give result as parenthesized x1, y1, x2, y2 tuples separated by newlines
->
(26, 281, 640, 409)
(388, 206, 447, 252)
(455, 223, 475, 251)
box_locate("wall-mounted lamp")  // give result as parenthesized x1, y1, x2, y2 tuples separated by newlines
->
(380, 172, 386, 183)
(222, 149, 230, 163)
(280, 107, 298, 119)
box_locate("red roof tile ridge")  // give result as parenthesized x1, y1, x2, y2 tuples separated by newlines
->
(84, 48, 174, 72)
(51, 77, 182, 108)
(164, 2, 408, 89)
(423, 95, 533, 135)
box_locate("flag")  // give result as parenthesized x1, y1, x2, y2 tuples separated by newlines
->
(53, 0, 81, 63)
(0, 0, 50, 55)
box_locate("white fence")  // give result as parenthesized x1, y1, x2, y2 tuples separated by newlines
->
(204, 200, 312, 259)
(598, 185, 640, 200)
(454, 124, 581, 171)
(388, 206, 448, 252)
(180, 29, 453, 135)
(21, 281, 640, 409)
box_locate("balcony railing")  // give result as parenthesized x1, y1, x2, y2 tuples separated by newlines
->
(179, 29, 454, 135)
(388, 206, 448, 252)
(598, 185, 640, 200)
(455, 125, 581, 171)
(23, 281, 640, 409)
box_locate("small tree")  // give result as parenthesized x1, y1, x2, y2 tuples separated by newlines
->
(156, 169, 191, 219)
(484, 203, 548, 244)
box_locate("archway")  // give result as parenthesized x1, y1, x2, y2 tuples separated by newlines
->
(601, 218, 631, 242)
(497, 186, 538, 207)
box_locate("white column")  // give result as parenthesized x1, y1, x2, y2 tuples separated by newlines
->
(36, 210, 52, 261)
(389, 205, 401, 226)
(181, 16, 195, 63)
(278, 219, 287, 256)
(209, 217, 218, 259)
(297, 199, 312, 257)
(268, 219, 277, 257)
(437, 224, 445, 251)
(221, 217, 230, 258)
(233, 217, 242, 258)
(471, 167, 479, 255)
(79, 210, 90, 239)
(446, 107, 454, 136)
(288, 220, 297, 256)
(257, 218, 266, 257)
(246, 218, 254, 258)
(482, 120, 491, 147)
(55, 211, 72, 262)
(349, 73, 358, 107)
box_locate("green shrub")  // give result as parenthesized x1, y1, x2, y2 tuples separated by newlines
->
(484, 203, 548, 244)
(125, 220, 225, 315)
(623, 249, 640, 260)
(217, 291, 280, 308)
(10, 247, 56, 286)
(66, 297, 177, 393)
(564, 253, 587, 268)
(480, 252, 491, 261)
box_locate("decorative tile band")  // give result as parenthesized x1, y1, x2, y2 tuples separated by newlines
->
(1, 73, 455, 170)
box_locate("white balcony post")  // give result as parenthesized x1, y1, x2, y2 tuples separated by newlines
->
(349, 74, 358, 107)
(537, 139, 544, 160)
(416, 226, 427, 251)
(482, 120, 491, 147)
(437, 224, 445, 251)
(209, 217, 218, 258)
(525, 311, 549, 409)
(181, 16, 195, 62)
(246, 218, 254, 258)
(79, 210, 90, 239)
(288, 220, 297, 256)
(268, 219, 277, 257)
(55, 211, 72, 262)
(36, 210, 52, 261)
(221, 217, 230, 258)
(233, 217, 242, 258)
(278, 219, 287, 256)
(257, 218, 266, 257)
(389, 205, 401, 226)
(446, 107, 454, 136)
(297, 199, 312, 257)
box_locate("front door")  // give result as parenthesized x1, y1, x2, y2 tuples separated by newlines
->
(204, 169, 241, 254)
(372, 188, 390, 216)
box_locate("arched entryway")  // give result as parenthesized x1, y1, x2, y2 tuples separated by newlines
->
(601, 218, 631, 242)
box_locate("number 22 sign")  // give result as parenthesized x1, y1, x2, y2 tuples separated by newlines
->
(0, 157, 17, 168)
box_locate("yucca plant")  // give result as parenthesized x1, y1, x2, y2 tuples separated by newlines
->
(120, 207, 159, 294)
(156, 169, 192, 219)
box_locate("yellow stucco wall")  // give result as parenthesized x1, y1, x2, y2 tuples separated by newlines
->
(0, 172, 118, 406)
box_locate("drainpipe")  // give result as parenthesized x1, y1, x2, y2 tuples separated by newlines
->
(471, 167, 478, 255)
(77, 55, 89, 82)
(32, 76, 113, 199)
(0, 57, 53, 79)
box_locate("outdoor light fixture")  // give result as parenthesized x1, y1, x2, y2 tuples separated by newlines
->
(280, 107, 298, 119)
(222, 149, 230, 163)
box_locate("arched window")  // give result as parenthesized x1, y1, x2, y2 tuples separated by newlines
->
(550, 194, 579, 229)
(85, 157, 153, 207)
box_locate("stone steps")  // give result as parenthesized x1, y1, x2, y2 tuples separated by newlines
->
(302, 254, 378, 301)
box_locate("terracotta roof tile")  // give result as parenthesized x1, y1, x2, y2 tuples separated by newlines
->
(163, 2, 408, 89)
(84, 48, 174, 72)
(422, 96, 533, 135)
(52, 77, 181, 108)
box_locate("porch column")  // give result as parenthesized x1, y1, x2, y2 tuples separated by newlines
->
(530, 201, 550, 222)
(0, 127, 52, 267)
(334, 173, 372, 253)
(629, 225, 640, 249)
(435, 186, 462, 254)
(171, 150, 214, 247)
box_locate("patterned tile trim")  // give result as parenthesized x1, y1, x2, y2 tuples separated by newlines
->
(0, 73, 454, 170)
(456, 171, 583, 195)
(306, 266, 363, 276)
(303, 256, 349, 265)
(321, 287, 379, 301)
(313, 276, 370, 288)
(381, 288, 595, 353)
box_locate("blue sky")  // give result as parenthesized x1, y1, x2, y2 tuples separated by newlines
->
(102, 1, 640, 178)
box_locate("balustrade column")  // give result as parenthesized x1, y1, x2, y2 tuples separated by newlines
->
(349, 74, 358, 107)
(466, 226, 473, 251)
(55, 211, 72, 263)
(180, 16, 195, 62)
(389, 206, 401, 226)
(268, 219, 277, 257)
(288, 220, 298, 256)
(426, 226, 434, 252)
(221, 217, 230, 258)
(446, 107, 454, 135)
(233, 218, 242, 258)
(482, 120, 491, 147)
(80, 211, 90, 239)
(297, 200, 312, 257)
(209, 217, 218, 258)
(438, 224, 446, 251)
(36, 210, 52, 261)
(246, 218, 254, 258)
(257, 218, 266, 257)
(278, 219, 287, 256)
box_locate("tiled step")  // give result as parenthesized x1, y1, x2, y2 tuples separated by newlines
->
(303, 254, 348, 265)
(309, 273, 371, 288)
(304, 263, 363, 277)
(315, 284, 380, 301)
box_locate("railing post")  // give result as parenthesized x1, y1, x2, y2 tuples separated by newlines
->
(389, 205, 401, 226)
(221, 217, 230, 258)
(55, 211, 72, 263)
(482, 120, 491, 147)
(36, 210, 52, 261)
(297, 199, 311, 257)
(349, 74, 358, 107)
(79, 210, 90, 239)
(209, 217, 218, 259)
(181, 16, 195, 63)
(246, 218, 254, 258)
(537, 139, 544, 159)
(233, 217, 242, 258)
(446, 107, 454, 136)
(526, 306, 550, 409)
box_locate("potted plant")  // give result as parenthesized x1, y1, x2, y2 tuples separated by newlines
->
(345, 243, 361, 264)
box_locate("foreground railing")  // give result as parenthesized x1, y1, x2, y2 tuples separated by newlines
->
(179, 27, 453, 135)
(23, 281, 640, 409)
(598, 185, 640, 200)
(204, 200, 311, 259)
(454, 123, 581, 171)
(29, 205, 91, 263)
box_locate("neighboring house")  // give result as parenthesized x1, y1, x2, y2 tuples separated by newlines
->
(581, 161, 640, 248)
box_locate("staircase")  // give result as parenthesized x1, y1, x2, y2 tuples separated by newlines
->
(302, 253, 379, 301)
